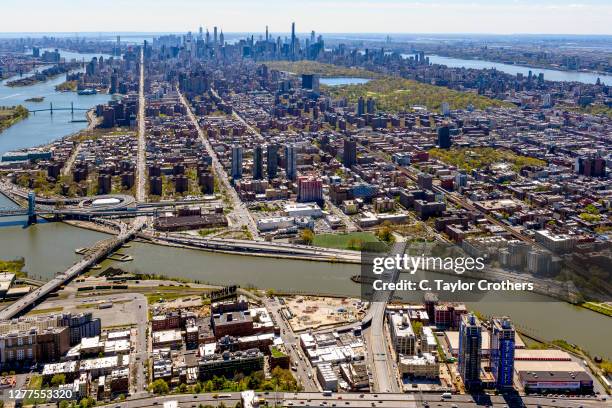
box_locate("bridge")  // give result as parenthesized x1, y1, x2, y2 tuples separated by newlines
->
(27, 102, 89, 114)
(0, 217, 145, 320)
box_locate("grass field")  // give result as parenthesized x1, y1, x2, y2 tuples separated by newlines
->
(581, 302, 612, 317)
(26, 307, 63, 316)
(313, 232, 379, 250)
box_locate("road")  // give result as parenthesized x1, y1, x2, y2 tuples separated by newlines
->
(135, 47, 146, 203)
(151, 233, 361, 262)
(83, 391, 611, 408)
(364, 240, 406, 394)
(177, 89, 260, 240)
(262, 296, 319, 392)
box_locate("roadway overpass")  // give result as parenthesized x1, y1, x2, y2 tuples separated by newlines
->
(146, 233, 362, 263)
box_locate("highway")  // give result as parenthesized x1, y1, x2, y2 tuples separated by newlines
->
(149, 233, 361, 262)
(178, 88, 260, 241)
(83, 391, 611, 408)
(364, 240, 407, 394)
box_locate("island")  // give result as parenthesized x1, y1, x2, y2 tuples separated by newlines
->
(0, 105, 29, 132)
(25, 96, 45, 102)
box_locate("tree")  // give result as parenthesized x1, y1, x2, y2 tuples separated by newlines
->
(50, 373, 66, 387)
(300, 229, 314, 245)
(584, 204, 599, 215)
(78, 397, 96, 408)
(347, 238, 364, 250)
(149, 379, 170, 395)
(412, 321, 423, 335)
(376, 221, 395, 243)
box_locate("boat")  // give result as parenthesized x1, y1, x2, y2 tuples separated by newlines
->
(77, 88, 97, 95)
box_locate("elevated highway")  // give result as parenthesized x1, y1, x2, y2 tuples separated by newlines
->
(146, 233, 362, 262)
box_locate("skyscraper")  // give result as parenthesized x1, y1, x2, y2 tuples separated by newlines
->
(291, 22, 296, 60)
(285, 144, 297, 181)
(357, 96, 365, 116)
(231, 145, 243, 180)
(490, 317, 515, 390)
(265, 26, 269, 42)
(343, 138, 357, 168)
(458, 313, 482, 390)
(214, 27, 218, 45)
(437, 126, 451, 149)
(366, 97, 376, 114)
(267, 144, 278, 179)
(253, 145, 264, 180)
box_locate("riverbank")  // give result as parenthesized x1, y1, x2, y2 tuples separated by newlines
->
(0, 105, 29, 132)
(430, 52, 611, 77)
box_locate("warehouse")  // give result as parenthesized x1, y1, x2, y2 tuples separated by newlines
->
(515, 359, 593, 394)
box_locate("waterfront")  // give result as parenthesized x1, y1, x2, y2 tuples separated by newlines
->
(0, 50, 113, 155)
(424, 54, 612, 85)
(0, 217, 609, 358)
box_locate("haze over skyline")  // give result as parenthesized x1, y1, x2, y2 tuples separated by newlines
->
(3, 0, 612, 35)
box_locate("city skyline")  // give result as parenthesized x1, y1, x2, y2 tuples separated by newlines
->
(2, 0, 612, 35)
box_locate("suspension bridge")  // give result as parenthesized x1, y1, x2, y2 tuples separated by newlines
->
(27, 102, 90, 114)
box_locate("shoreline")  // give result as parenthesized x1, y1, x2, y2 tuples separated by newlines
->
(62, 218, 360, 264)
(426, 53, 612, 78)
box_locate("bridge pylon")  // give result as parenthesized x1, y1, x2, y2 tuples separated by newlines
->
(27, 192, 37, 225)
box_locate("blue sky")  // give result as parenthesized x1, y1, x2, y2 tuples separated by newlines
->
(2, 0, 611, 34)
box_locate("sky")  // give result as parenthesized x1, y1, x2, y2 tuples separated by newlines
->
(2, 0, 612, 35)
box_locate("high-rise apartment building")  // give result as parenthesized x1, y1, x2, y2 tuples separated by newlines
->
(231, 145, 243, 180)
(490, 317, 515, 390)
(267, 144, 279, 179)
(458, 313, 482, 390)
(253, 145, 264, 180)
(285, 144, 297, 181)
(343, 138, 357, 168)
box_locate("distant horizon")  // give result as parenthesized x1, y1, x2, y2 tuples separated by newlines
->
(1, 31, 612, 38)
(3, 0, 612, 35)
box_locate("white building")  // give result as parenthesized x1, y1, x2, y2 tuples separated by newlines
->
(257, 216, 295, 232)
(316, 362, 338, 391)
(388, 311, 416, 356)
(284, 202, 322, 218)
(399, 353, 438, 379)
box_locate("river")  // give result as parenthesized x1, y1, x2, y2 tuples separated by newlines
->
(400, 53, 611, 85)
(0, 216, 609, 358)
(0, 49, 114, 155)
